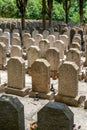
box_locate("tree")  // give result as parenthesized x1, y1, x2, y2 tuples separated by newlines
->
(16, 0, 28, 30)
(63, 0, 71, 24)
(47, 0, 53, 27)
(42, 0, 46, 30)
(78, 0, 84, 24)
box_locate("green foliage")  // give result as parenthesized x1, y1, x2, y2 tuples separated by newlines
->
(52, 2, 65, 21)
(0, 0, 86, 23)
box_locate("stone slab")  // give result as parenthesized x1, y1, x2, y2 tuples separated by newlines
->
(5, 86, 31, 97)
(55, 94, 86, 107)
(29, 91, 54, 100)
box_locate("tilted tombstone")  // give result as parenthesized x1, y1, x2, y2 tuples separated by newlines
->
(11, 45, 23, 57)
(39, 39, 50, 58)
(38, 102, 74, 130)
(66, 48, 81, 69)
(43, 30, 49, 39)
(34, 34, 43, 47)
(0, 95, 25, 130)
(23, 37, 35, 50)
(7, 57, 25, 89)
(47, 35, 55, 47)
(30, 59, 54, 99)
(54, 40, 64, 59)
(0, 42, 6, 69)
(12, 37, 21, 46)
(27, 46, 40, 68)
(46, 47, 60, 71)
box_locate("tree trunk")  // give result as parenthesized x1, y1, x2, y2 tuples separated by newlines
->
(65, 1, 68, 24)
(48, 0, 53, 27)
(21, 11, 25, 30)
(79, 0, 83, 24)
(42, 0, 46, 30)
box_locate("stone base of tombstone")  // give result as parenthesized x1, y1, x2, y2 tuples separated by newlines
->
(29, 90, 54, 100)
(55, 94, 86, 107)
(5, 86, 31, 97)
(50, 70, 58, 80)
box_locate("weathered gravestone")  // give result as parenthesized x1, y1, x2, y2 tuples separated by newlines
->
(38, 102, 74, 130)
(72, 42, 81, 50)
(46, 47, 60, 78)
(23, 38, 35, 50)
(11, 45, 23, 57)
(5, 57, 30, 96)
(0, 95, 25, 130)
(29, 59, 54, 99)
(0, 42, 6, 69)
(66, 48, 81, 69)
(72, 35, 81, 45)
(34, 34, 43, 47)
(39, 39, 50, 58)
(27, 46, 40, 68)
(47, 35, 55, 47)
(55, 61, 84, 106)
(43, 30, 49, 39)
(54, 40, 64, 59)
(12, 37, 21, 46)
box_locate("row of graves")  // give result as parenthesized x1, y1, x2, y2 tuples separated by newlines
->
(0, 24, 87, 129)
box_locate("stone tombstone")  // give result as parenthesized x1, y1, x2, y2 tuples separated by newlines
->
(4, 28, 10, 33)
(8, 57, 25, 89)
(72, 35, 81, 45)
(54, 40, 64, 59)
(32, 29, 38, 39)
(43, 30, 49, 39)
(12, 37, 21, 46)
(22, 33, 31, 43)
(66, 48, 81, 68)
(70, 28, 76, 47)
(34, 34, 43, 47)
(38, 102, 74, 130)
(0, 36, 9, 52)
(53, 31, 59, 40)
(11, 45, 22, 57)
(47, 35, 55, 47)
(84, 45, 87, 66)
(31, 59, 50, 93)
(72, 42, 81, 50)
(58, 61, 79, 97)
(0, 42, 6, 68)
(0, 28, 3, 36)
(23, 38, 35, 50)
(13, 32, 20, 38)
(46, 47, 60, 71)
(0, 95, 25, 130)
(39, 39, 50, 58)
(27, 46, 40, 68)
(59, 34, 69, 52)
(13, 29, 19, 33)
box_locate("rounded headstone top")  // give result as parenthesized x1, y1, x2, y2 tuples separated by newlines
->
(35, 59, 50, 67)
